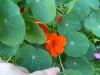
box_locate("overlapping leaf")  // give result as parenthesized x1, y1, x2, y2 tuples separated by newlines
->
(16, 45, 52, 72)
(64, 57, 94, 75)
(65, 32, 89, 57)
(58, 69, 82, 75)
(84, 42, 96, 61)
(0, 42, 18, 57)
(85, 10, 100, 37)
(0, 0, 25, 46)
(57, 13, 81, 34)
(25, 20, 46, 44)
(30, 0, 56, 23)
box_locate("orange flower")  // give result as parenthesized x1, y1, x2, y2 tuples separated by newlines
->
(46, 33, 67, 57)
(35, 21, 50, 38)
(35, 21, 48, 32)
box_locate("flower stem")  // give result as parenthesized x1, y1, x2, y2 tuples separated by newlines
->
(59, 55, 65, 71)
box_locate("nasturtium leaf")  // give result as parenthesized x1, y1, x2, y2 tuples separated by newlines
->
(57, 13, 81, 34)
(25, 20, 46, 44)
(0, 0, 25, 46)
(67, 0, 91, 21)
(64, 57, 94, 75)
(65, 32, 89, 57)
(84, 41, 96, 61)
(55, 0, 70, 5)
(0, 42, 17, 57)
(87, 0, 100, 10)
(85, 10, 100, 37)
(30, 0, 56, 23)
(11, 0, 20, 3)
(16, 45, 52, 72)
(58, 69, 82, 75)
(92, 61, 100, 75)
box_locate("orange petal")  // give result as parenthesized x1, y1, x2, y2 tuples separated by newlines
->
(56, 36, 67, 46)
(50, 48, 58, 58)
(55, 46, 64, 54)
(46, 41, 52, 50)
(35, 21, 48, 32)
(45, 32, 50, 39)
(48, 33, 58, 41)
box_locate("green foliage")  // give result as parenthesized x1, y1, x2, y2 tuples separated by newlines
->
(85, 10, 100, 37)
(64, 57, 94, 75)
(11, 0, 20, 3)
(25, 20, 46, 44)
(0, 0, 25, 47)
(84, 42, 96, 61)
(0, 42, 18, 57)
(0, 0, 100, 74)
(16, 45, 52, 72)
(65, 32, 89, 57)
(58, 69, 82, 75)
(30, 0, 56, 23)
(57, 13, 81, 34)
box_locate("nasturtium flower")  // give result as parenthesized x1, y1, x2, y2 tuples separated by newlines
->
(58, 16, 62, 24)
(35, 21, 50, 39)
(35, 21, 48, 32)
(46, 33, 67, 57)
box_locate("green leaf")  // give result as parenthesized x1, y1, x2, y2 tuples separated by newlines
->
(0, 0, 25, 46)
(25, 20, 46, 44)
(65, 32, 89, 57)
(11, 0, 20, 3)
(84, 41, 96, 61)
(0, 42, 17, 57)
(30, 0, 56, 23)
(55, 0, 70, 5)
(57, 13, 81, 34)
(67, 0, 99, 22)
(67, 0, 91, 21)
(85, 10, 100, 37)
(64, 57, 94, 75)
(58, 69, 82, 75)
(87, 0, 100, 10)
(16, 45, 52, 72)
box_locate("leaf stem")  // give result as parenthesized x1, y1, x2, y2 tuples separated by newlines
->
(67, 0, 77, 13)
(59, 55, 65, 71)
(6, 57, 12, 62)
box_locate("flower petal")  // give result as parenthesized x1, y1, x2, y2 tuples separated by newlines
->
(50, 48, 58, 58)
(46, 41, 51, 50)
(56, 36, 67, 46)
(55, 46, 64, 54)
(35, 21, 48, 32)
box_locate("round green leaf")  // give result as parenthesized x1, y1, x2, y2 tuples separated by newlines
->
(25, 20, 46, 44)
(58, 69, 82, 75)
(64, 57, 94, 75)
(0, 42, 17, 57)
(16, 45, 52, 72)
(0, 0, 25, 46)
(30, 0, 56, 23)
(11, 0, 20, 3)
(85, 10, 100, 37)
(65, 32, 89, 57)
(57, 14, 81, 34)
(67, 0, 91, 21)
(87, 0, 100, 10)
(84, 41, 96, 61)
